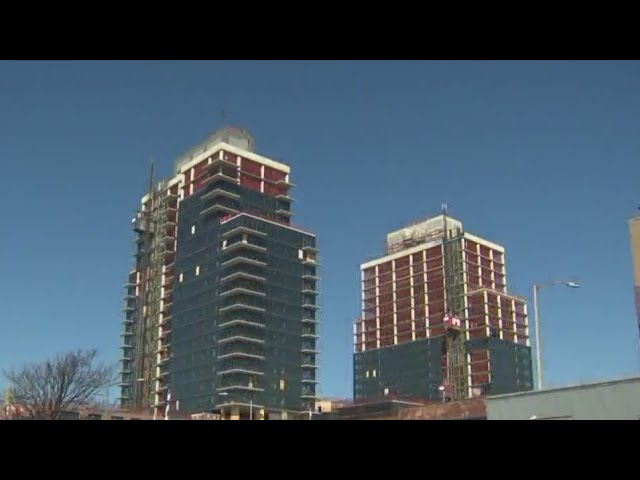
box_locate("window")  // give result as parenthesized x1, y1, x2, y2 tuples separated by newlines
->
(372, 369, 377, 378)
(191, 225, 196, 235)
(279, 379, 286, 391)
(366, 371, 370, 378)
(179, 273, 184, 283)
(383, 388, 389, 396)
(196, 266, 200, 276)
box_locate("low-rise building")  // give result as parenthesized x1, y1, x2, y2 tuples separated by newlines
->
(486, 376, 640, 420)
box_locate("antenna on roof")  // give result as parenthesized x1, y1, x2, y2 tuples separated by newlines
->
(442, 203, 448, 216)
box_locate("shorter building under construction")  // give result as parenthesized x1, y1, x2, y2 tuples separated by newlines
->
(354, 209, 533, 402)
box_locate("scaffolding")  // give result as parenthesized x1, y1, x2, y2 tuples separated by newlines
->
(121, 162, 177, 415)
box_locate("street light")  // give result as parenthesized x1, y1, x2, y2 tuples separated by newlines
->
(532, 280, 580, 390)
(218, 391, 253, 420)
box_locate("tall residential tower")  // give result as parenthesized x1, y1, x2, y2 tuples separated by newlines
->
(121, 127, 319, 419)
(354, 210, 532, 402)
(629, 213, 640, 344)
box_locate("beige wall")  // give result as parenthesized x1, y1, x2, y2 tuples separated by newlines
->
(315, 400, 333, 413)
(629, 217, 640, 286)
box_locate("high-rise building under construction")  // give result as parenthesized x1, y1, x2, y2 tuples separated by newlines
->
(353, 210, 532, 402)
(120, 126, 319, 419)
(629, 213, 640, 345)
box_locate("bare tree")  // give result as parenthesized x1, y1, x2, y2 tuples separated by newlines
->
(4, 349, 116, 420)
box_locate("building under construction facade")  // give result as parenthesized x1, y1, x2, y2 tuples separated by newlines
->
(120, 126, 319, 419)
(629, 214, 640, 344)
(354, 211, 532, 402)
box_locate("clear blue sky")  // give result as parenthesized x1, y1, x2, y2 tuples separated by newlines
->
(1, 60, 639, 398)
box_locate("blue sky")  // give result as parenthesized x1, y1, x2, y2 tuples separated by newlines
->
(1, 60, 639, 398)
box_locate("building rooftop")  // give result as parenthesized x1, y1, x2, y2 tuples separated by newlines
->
(174, 125, 255, 173)
(488, 375, 640, 400)
(386, 214, 463, 254)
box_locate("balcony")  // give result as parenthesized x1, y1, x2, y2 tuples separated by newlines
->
(218, 319, 266, 329)
(219, 302, 265, 313)
(301, 363, 318, 369)
(161, 216, 177, 228)
(220, 272, 266, 284)
(302, 273, 319, 280)
(161, 230, 175, 242)
(275, 178, 295, 187)
(301, 348, 319, 354)
(302, 318, 319, 324)
(120, 330, 134, 337)
(217, 369, 264, 376)
(201, 203, 239, 216)
(222, 226, 267, 239)
(204, 157, 238, 170)
(216, 386, 265, 393)
(122, 302, 136, 312)
(276, 193, 293, 202)
(201, 188, 241, 202)
(302, 245, 319, 253)
(276, 208, 292, 218)
(302, 303, 319, 310)
(220, 287, 266, 298)
(220, 256, 267, 268)
(218, 352, 266, 360)
(132, 249, 147, 259)
(301, 332, 319, 339)
(160, 245, 175, 259)
(302, 258, 317, 266)
(222, 240, 267, 254)
(302, 288, 319, 295)
(301, 379, 319, 384)
(203, 171, 238, 186)
(218, 336, 265, 345)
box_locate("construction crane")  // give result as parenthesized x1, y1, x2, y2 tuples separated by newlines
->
(440, 204, 468, 402)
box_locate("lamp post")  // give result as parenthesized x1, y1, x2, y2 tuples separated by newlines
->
(532, 280, 580, 390)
